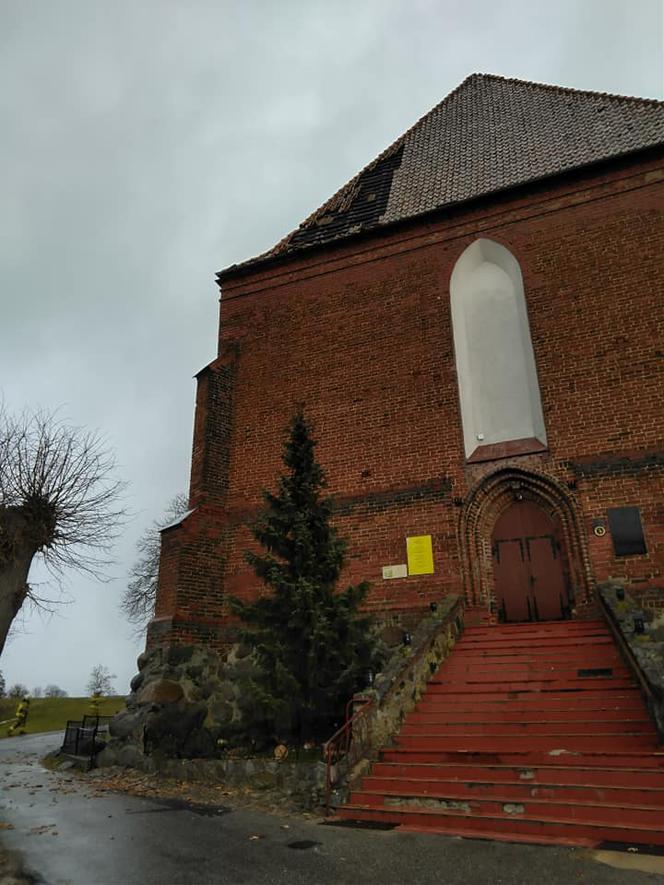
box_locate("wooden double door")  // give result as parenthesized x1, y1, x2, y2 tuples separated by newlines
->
(491, 501, 570, 622)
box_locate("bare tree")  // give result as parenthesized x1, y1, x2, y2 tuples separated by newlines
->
(0, 670, 5, 696)
(86, 664, 116, 696)
(0, 405, 126, 655)
(8, 683, 28, 698)
(121, 493, 188, 632)
(31, 686, 43, 698)
(44, 684, 67, 698)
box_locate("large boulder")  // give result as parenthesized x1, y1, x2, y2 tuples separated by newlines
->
(136, 678, 184, 705)
(143, 701, 207, 756)
(109, 709, 144, 740)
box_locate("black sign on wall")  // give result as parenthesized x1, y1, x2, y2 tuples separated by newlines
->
(607, 507, 647, 557)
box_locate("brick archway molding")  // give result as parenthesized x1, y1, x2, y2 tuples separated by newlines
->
(458, 465, 594, 616)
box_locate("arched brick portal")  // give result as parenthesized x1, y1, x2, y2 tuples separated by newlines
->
(458, 466, 594, 617)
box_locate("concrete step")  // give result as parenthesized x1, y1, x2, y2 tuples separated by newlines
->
(356, 777, 664, 807)
(336, 803, 664, 848)
(349, 790, 664, 827)
(462, 622, 608, 637)
(455, 637, 615, 651)
(426, 679, 636, 693)
(449, 655, 619, 667)
(430, 667, 634, 691)
(394, 733, 657, 753)
(380, 749, 664, 767)
(440, 655, 625, 669)
(370, 761, 664, 789)
(417, 694, 644, 713)
(400, 719, 655, 736)
(409, 708, 647, 724)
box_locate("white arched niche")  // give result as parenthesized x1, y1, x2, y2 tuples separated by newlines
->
(450, 238, 547, 460)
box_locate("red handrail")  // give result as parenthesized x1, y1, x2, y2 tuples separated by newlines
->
(322, 695, 374, 813)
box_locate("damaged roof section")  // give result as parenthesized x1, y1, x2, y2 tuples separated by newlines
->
(285, 144, 404, 252)
(220, 73, 664, 279)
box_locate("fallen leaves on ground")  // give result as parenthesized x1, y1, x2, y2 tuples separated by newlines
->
(67, 768, 319, 820)
(28, 824, 57, 836)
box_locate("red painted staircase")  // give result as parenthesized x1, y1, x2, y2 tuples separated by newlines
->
(337, 619, 664, 847)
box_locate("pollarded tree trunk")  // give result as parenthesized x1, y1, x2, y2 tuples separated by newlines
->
(0, 407, 125, 655)
(0, 556, 32, 656)
(0, 508, 39, 656)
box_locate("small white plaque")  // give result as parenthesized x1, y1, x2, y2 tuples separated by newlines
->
(382, 563, 408, 580)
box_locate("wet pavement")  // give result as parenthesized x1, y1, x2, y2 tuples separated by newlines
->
(1, 733, 663, 885)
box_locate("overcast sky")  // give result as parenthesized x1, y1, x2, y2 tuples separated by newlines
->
(1, 0, 662, 697)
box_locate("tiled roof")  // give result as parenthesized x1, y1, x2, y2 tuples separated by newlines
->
(221, 74, 664, 276)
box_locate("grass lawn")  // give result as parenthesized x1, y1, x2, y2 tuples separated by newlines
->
(0, 696, 124, 738)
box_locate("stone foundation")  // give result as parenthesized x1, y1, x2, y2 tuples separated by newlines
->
(96, 755, 327, 811)
(103, 620, 405, 764)
(101, 597, 464, 815)
(100, 641, 262, 764)
(599, 582, 664, 737)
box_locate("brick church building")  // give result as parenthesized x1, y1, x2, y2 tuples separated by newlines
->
(150, 74, 664, 651)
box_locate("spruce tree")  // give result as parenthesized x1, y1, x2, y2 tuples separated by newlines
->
(231, 408, 378, 744)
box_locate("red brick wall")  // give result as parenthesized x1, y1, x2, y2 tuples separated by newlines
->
(149, 152, 664, 646)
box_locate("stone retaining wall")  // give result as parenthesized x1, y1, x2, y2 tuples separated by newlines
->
(599, 583, 664, 738)
(98, 754, 328, 811)
(363, 594, 464, 751)
(326, 595, 464, 803)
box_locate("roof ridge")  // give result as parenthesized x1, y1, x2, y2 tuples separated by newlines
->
(474, 72, 664, 107)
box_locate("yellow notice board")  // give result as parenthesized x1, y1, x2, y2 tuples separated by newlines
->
(406, 535, 434, 576)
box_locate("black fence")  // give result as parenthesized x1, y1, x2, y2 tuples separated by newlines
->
(61, 715, 112, 761)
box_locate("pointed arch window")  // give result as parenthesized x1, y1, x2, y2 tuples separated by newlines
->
(450, 238, 547, 462)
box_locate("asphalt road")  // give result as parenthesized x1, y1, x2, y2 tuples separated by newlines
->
(1, 733, 662, 885)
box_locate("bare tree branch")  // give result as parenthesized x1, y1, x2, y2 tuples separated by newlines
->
(0, 404, 127, 655)
(121, 493, 188, 634)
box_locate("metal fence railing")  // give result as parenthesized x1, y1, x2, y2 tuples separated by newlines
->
(60, 715, 112, 763)
(323, 697, 374, 813)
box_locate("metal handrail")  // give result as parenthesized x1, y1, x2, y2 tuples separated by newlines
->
(322, 696, 374, 814)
